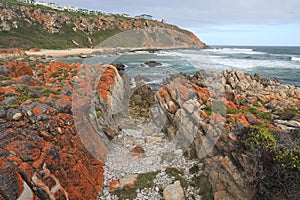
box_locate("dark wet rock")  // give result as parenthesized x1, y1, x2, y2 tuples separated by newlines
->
(143, 61, 162, 67)
(0, 162, 20, 200)
(0, 66, 9, 76)
(19, 75, 41, 86)
(4, 96, 18, 105)
(112, 63, 126, 71)
(0, 108, 6, 118)
(6, 108, 22, 121)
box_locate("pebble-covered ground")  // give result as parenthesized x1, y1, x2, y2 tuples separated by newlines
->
(99, 119, 206, 200)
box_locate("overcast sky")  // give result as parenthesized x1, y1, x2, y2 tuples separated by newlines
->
(43, 0, 300, 46)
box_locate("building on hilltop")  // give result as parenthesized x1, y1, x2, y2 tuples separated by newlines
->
(34, 1, 48, 7)
(121, 14, 130, 18)
(47, 3, 63, 10)
(88, 10, 97, 15)
(156, 18, 165, 23)
(33, 1, 62, 10)
(64, 6, 79, 12)
(78, 8, 89, 14)
(17, 0, 35, 3)
(135, 14, 153, 20)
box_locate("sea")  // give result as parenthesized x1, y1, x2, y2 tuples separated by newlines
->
(58, 46, 300, 87)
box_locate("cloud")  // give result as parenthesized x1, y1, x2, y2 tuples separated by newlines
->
(42, 0, 300, 45)
(43, 0, 300, 28)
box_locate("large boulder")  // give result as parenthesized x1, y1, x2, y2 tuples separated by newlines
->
(0, 62, 132, 199)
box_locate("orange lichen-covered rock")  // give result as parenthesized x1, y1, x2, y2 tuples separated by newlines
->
(110, 180, 120, 191)
(0, 61, 106, 200)
(226, 100, 238, 110)
(0, 48, 25, 55)
(109, 175, 138, 191)
(97, 65, 118, 103)
(3, 61, 33, 77)
(0, 113, 104, 200)
(192, 83, 210, 103)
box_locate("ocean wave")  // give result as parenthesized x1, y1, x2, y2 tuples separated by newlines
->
(172, 52, 300, 69)
(291, 56, 300, 62)
(203, 48, 266, 55)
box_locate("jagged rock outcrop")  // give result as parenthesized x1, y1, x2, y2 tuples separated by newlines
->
(1, 57, 299, 199)
(0, 61, 132, 199)
(157, 70, 300, 199)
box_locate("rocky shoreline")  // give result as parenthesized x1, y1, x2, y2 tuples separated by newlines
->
(0, 57, 299, 199)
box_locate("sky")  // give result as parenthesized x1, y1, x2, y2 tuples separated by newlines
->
(43, 0, 300, 46)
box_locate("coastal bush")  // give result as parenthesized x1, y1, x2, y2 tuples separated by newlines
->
(189, 164, 199, 174)
(232, 125, 300, 199)
(0, 76, 12, 81)
(135, 172, 157, 188)
(245, 125, 276, 151)
(3, 104, 19, 109)
(248, 107, 272, 121)
(165, 167, 188, 188)
(226, 108, 239, 114)
(197, 174, 214, 200)
(203, 105, 212, 116)
(15, 85, 60, 103)
(276, 149, 300, 171)
(36, 86, 60, 96)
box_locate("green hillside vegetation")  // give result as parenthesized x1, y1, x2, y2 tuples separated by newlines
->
(0, 23, 121, 49)
(0, 0, 124, 49)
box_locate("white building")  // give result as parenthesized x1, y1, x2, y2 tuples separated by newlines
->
(78, 8, 89, 14)
(18, 0, 35, 3)
(121, 14, 130, 18)
(64, 6, 79, 12)
(34, 1, 48, 6)
(47, 3, 63, 10)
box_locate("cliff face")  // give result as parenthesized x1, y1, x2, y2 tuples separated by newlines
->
(0, 1, 207, 49)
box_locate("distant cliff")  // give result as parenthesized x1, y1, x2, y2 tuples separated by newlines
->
(0, 0, 207, 49)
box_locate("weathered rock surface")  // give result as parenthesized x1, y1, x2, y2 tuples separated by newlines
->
(163, 180, 186, 200)
(1, 58, 299, 199)
(157, 70, 300, 200)
(0, 61, 132, 199)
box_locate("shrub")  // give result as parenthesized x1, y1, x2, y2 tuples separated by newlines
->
(247, 107, 272, 121)
(203, 105, 212, 116)
(232, 125, 300, 199)
(276, 149, 300, 171)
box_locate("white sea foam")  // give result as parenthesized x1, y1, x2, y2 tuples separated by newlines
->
(162, 49, 300, 70)
(207, 57, 300, 69)
(203, 48, 266, 55)
(291, 56, 300, 62)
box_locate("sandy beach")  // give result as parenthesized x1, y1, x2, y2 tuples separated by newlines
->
(25, 48, 94, 58)
(24, 46, 189, 58)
